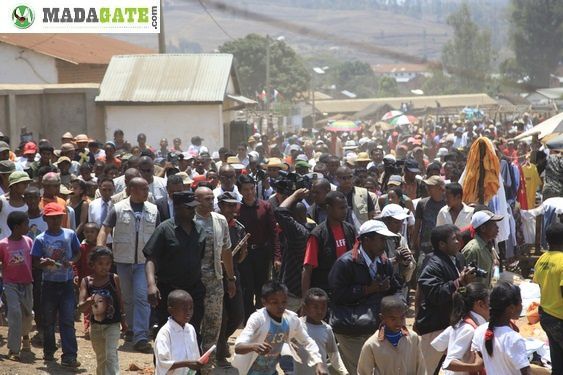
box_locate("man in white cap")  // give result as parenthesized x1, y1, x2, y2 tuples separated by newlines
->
(378, 204, 415, 300)
(461, 210, 503, 287)
(328, 219, 401, 374)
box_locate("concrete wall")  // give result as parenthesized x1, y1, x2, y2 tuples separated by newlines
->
(104, 104, 224, 153)
(0, 44, 58, 84)
(0, 84, 104, 147)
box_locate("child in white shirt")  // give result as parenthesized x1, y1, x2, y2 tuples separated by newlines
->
(154, 290, 203, 375)
(431, 282, 489, 374)
(471, 282, 531, 375)
(293, 288, 348, 375)
(232, 281, 328, 375)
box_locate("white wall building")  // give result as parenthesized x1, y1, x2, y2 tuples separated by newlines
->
(0, 43, 57, 84)
(96, 54, 255, 153)
(0, 34, 151, 84)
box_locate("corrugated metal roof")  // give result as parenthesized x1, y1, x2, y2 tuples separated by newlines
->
(227, 94, 257, 105)
(315, 94, 497, 114)
(0, 34, 152, 65)
(96, 54, 235, 103)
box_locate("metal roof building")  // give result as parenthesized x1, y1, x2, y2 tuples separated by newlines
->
(96, 53, 255, 153)
(96, 54, 239, 104)
(314, 93, 498, 116)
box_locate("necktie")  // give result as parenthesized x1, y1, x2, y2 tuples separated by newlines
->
(101, 201, 108, 224)
(370, 260, 378, 279)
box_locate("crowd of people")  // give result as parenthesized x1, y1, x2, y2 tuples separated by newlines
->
(0, 112, 561, 375)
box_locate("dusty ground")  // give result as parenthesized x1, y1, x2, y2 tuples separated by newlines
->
(0, 322, 155, 375)
(0, 279, 548, 375)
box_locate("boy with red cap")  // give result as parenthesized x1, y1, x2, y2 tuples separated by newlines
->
(31, 202, 81, 368)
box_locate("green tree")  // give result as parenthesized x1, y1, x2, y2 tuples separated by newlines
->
(218, 34, 309, 101)
(441, 3, 493, 92)
(378, 76, 400, 97)
(499, 57, 526, 82)
(421, 69, 459, 95)
(509, 0, 563, 88)
(327, 60, 379, 98)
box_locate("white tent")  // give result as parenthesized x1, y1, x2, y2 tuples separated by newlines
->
(513, 112, 563, 140)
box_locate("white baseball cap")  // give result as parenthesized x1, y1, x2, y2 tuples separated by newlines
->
(359, 220, 398, 237)
(378, 204, 409, 220)
(437, 147, 449, 157)
(471, 210, 503, 229)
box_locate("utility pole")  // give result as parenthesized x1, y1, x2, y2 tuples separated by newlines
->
(265, 35, 271, 114)
(311, 76, 316, 128)
(158, 0, 166, 53)
(310, 67, 326, 129)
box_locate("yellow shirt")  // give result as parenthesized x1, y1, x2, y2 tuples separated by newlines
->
(533, 250, 563, 320)
(521, 164, 542, 208)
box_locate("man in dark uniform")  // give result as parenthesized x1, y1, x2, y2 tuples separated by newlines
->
(216, 191, 247, 366)
(144, 191, 205, 336)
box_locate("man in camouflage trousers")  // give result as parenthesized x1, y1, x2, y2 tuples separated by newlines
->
(194, 187, 237, 374)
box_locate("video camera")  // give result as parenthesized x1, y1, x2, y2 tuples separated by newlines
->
(273, 171, 313, 196)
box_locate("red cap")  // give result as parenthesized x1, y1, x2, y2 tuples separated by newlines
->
(43, 202, 65, 216)
(23, 142, 37, 155)
(191, 175, 209, 189)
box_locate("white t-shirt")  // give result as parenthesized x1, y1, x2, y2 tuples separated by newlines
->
(154, 317, 200, 375)
(472, 324, 529, 375)
(27, 215, 48, 241)
(0, 195, 28, 240)
(436, 311, 486, 375)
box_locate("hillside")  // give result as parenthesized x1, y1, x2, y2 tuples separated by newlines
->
(114, 0, 454, 65)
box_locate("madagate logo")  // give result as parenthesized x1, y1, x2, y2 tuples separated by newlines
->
(42, 7, 156, 26)
(12, 5, 34, 29)
(3, 0, 160, 33)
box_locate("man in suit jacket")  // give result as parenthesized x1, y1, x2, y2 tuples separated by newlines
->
(414, 224, 476, 375)
(155, 174, 185, 221)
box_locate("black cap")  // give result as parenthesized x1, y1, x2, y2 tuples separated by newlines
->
(404, 159, 421, 173)
(172, 191, 199, 207)
(217, 191, 239, 204)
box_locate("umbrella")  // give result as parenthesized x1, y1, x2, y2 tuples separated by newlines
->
(381, 110, 404, 121)
(370, 121, 395, 132)
(325, 120, 362, 132)
(546, 133, 563, 150)
(388, 115, 413, 126)
(513, 112, 563, 140)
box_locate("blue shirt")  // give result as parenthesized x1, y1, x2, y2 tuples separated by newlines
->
(248, 317, 289, 375)
(31, 228, 80, 282)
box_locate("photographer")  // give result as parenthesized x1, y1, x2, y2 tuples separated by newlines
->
(274, 188, 311, 312)
(461, 210, 503, 287)
(378, 204, 416, 301)
(414, 224, 476, 374)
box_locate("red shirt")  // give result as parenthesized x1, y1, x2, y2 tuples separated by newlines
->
(75, 242, 95, 280)
(303, 223, 348, 268)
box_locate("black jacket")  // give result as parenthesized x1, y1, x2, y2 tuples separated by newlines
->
(155, 197, 171, 222)
(309, 220, 356, 293)
(329, 250, 401, 335)
(414, 251, 466, 335)
(275, 207, 309, 297)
